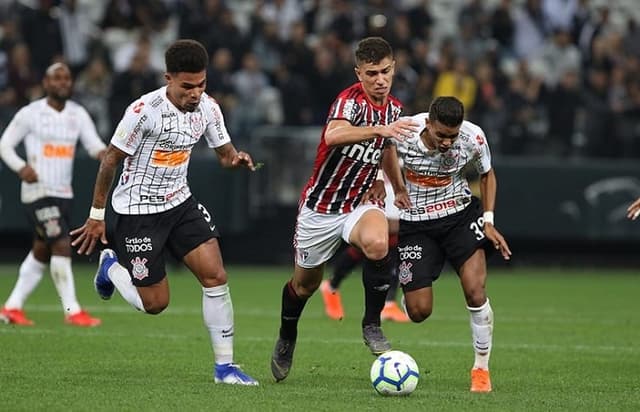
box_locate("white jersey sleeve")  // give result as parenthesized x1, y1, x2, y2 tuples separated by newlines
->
(76, 105, 106, 158)
(0, 107, 29, 172)
(201, 95, 232, 148)
(110, 99, 152, 155)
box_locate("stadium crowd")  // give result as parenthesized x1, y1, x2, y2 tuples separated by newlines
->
(0, 0, 639, 158)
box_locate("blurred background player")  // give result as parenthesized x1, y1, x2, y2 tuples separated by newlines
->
(70, 39, 258, 385)
(0, 62, 105, 327)
(320, 170, 409, 322)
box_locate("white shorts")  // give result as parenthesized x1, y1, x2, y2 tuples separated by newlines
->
(384, 182, 399, 220)
(294, 204, 385, 268)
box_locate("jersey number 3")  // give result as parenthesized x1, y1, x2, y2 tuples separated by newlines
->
(469, 217, 486, 241)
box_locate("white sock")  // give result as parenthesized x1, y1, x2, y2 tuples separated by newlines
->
(4, 252, 45, 309)
(467, 298, 493, 370)
(5, 251, 46, 309)
(50, 256, 82, 315)
(107, 261, 145, 312)
(203, 284, 234, 365)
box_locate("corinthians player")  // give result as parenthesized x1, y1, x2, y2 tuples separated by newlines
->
(390, 96, 512, 393)
(0, 62, 104, 327)
(70, 40, 258, 385)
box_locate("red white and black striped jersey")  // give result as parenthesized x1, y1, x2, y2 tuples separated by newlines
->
(394, 113, 492, 222)
(0, 98, 106, 203)
(110, 87, 231, 215)
(301, 82, 403, 214)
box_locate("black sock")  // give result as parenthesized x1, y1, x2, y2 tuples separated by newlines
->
(330, 246, 362, 290)
(385, 248, 399, 302)
(279, 280, 308, 341)
(361, 254, 392, 327)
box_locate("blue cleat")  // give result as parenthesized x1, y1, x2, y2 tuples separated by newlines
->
(94, 249, 117, 300)
(214, 363, 259, 386)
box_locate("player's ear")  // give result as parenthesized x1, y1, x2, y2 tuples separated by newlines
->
(354, 66, 362, 81)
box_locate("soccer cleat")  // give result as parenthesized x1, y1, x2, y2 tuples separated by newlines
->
(94, 249, 117, 300)
(470, 368, 492, 393)
(0, 307, 34, 326)
(214, 363, 259, 386)
(65, 310, 101, 327)
(320, 280, 344, 320)
(381, 301, 410, 323)
(271, 337, 296, 382)
(363, 324, 391, 356)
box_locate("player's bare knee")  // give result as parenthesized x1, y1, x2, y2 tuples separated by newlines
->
(465, 289, 487, 308)
(407, 306, 431, 323)
(361, 238, 388, 260)
(144, 301, 169, 314)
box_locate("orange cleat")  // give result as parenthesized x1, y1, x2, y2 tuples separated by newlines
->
(381, 301, 410, 323)
(65, 310, 101, 327)
(0, 307, 34, 326)
(470, 368, 492, 393)
(320, 280, 344, 320)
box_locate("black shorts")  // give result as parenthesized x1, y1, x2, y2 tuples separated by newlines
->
(24, 197, 72, 243)
(112, 196, 220, 287)
(397, 197, 493, 291)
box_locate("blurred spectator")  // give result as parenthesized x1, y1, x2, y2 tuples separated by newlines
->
(544, 69, 582, 156)
(433, 56, 477, 112)
(75, 55, 113, 137)
(108, 39, 160, 132)
(7, 43, 42, 108)
(18, 0, 64, 76)
(513, 0, 550, 60)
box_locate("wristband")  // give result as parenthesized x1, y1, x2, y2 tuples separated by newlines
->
(89, 207, 105, 221)
(483, 211, 494, 225)
(376, 169, 384, 181)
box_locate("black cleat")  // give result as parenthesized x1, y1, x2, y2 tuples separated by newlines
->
(271, 337, 296, 382)
(363, 324, 391, 356)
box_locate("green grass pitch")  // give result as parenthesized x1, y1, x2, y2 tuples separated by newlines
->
(0, 264, 639, 411)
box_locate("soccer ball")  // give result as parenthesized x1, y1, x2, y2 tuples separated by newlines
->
(370, 350, 420, 396)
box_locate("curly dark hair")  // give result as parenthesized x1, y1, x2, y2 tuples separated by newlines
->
(165, 39, 208, 74)
(354, 37, 393, 66)
(429, 96, 464, 127)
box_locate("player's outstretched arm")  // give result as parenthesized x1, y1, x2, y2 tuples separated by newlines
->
(627, 197, 640, 220)
(70, 144, 127, 255)
(324, 118, 419, 146)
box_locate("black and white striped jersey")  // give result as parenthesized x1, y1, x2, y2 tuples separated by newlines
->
(394, 113, 492, 222)
(110, 87, 231, 215)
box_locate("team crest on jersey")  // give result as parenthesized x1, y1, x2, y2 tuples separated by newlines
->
(131, 257, 149, 280)
(43, 219, 61, 238)
(398, 261, 413, 285)
(475, 134, 485, 145)
(442, 152, 458, 168)
(190, 114, 204, 136)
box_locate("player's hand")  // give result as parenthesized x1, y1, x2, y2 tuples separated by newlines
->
(484, 224, 512, 260)
(18, 165, 38, 183)
(232, 151, 256, 171)
(383, 118, 420, 142)
(363, 179, 386, 204)
(627, 197, 640, 220)
(70, 219, 108, 255)
(393, 186, 412, 209)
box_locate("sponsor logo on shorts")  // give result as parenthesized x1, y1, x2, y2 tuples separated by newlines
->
(398, 261, 413, 285)
(398, 245, 422, 260)
(35, 206, 61, 221)
(130, 256, 149, 280)
(125, 236, 153, 253)
(296, 248, 309, 263)
(44, 219, 61, 238)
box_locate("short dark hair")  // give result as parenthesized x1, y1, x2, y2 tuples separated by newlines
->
(429, 96, 464, 127)
(354, 37, 393, 66)
(165, 39, 208, 73)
